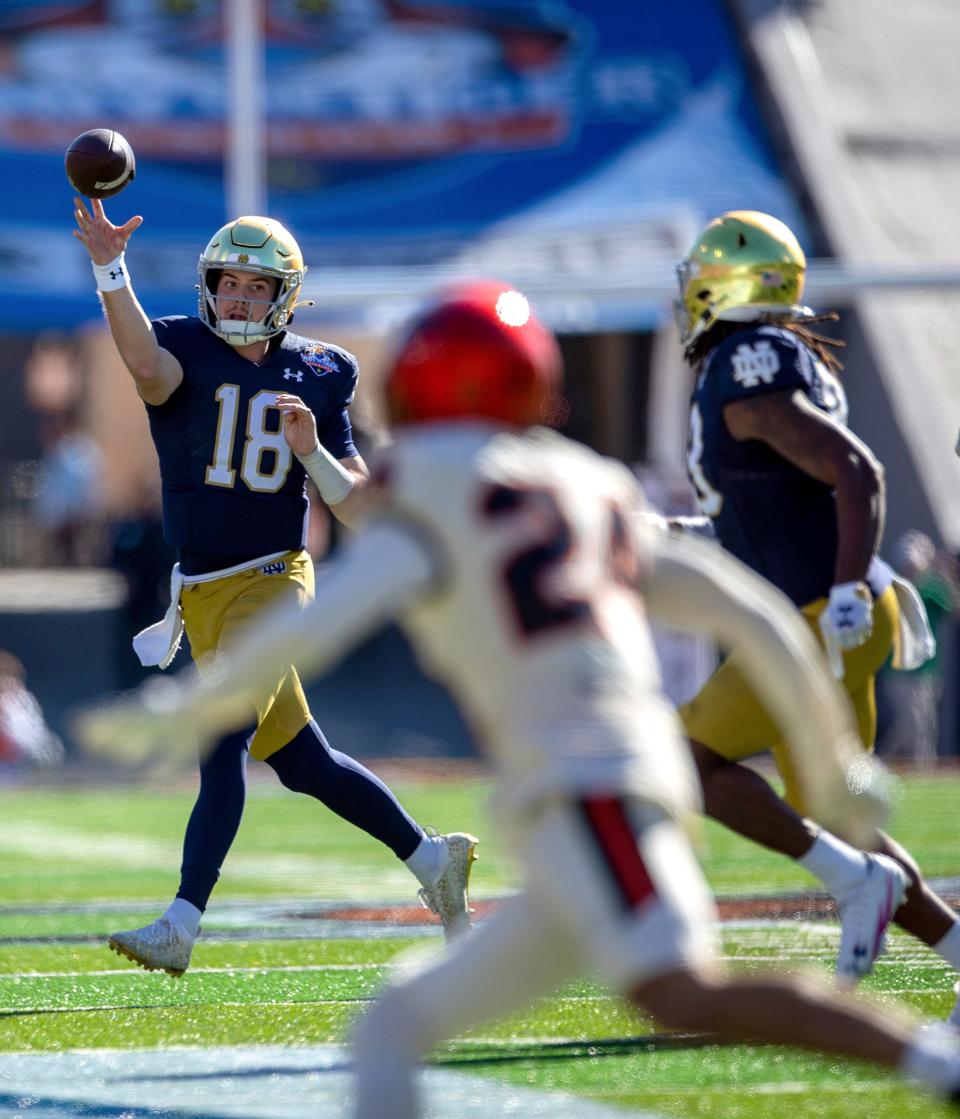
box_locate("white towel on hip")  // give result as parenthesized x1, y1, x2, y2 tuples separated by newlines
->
(132, 564, 185, 670)
(890, 572, 936, 670)
(870, 557, 936, 671)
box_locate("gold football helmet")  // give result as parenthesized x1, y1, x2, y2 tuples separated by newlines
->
(675, 210, 811, 345)
(198, 216, 307, 346)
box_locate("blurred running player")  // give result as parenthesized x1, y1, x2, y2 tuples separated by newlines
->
(71, 198, 476, 975)
(78, 282, 960, 1115)
(675, 210, 960, 993)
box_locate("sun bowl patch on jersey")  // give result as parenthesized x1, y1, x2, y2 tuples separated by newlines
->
(303, 347, 340, 376)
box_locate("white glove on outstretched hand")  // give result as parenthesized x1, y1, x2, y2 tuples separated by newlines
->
(818, 580, 874, 680)
(71, 677, 211, 774)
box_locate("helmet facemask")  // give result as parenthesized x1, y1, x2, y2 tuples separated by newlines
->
(197, 217, 307, 347)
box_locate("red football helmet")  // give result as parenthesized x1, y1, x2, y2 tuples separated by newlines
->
(385, 281, 564, 427)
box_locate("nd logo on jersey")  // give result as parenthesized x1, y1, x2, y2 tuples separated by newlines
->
(730, 340, 780, 388)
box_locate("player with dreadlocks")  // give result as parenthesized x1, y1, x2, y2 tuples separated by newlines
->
(675, 210, 960, 1007)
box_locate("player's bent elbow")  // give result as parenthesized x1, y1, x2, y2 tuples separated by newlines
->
(858, 446, 884, 487)
(124, 359, 178, 405)
(132, 370, 176, 406)
(872, 455, 886, 493)
(835, 447, 883, 502)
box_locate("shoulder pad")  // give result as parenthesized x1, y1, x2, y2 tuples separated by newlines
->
(151, 314, 198, 335)
(708, 325, 809, 401)
(151, 315, 212, 358)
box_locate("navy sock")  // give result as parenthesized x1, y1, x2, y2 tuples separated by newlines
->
(266, 720, 424, 861)
(177, 726, 253, 911)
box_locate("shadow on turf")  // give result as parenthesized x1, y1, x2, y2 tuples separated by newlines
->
(431, 1033, 731, 1067)
(0, 1004, 179, 1017)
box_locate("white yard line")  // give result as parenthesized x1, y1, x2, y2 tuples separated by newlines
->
(0, 963, 378, 979)
(0, 1045, 658, 1118)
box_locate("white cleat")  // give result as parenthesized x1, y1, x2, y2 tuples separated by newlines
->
(835, 853, 909, 988)
(108, 917, 195, 978)
(418, 832, 479, 942)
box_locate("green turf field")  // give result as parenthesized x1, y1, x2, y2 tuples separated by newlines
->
(3, 766, 960, 1117)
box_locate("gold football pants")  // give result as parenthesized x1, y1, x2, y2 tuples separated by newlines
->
(179, 551, 314, 760)
(678, 586, 898, 810)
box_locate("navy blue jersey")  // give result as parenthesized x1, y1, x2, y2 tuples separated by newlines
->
(146, 317, 359, 568)
(687, 324, 848, 606)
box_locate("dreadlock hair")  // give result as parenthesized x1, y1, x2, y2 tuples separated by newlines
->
(684, 312, 846, 377)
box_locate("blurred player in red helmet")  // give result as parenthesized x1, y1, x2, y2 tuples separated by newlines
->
(79, 281, 960, 1116)
(385, 280, 563, 426)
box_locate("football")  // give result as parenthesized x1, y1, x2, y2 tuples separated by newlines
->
(65, 129, 136, 199)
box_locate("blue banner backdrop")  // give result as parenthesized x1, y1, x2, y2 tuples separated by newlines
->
(1, 0, 807, 331)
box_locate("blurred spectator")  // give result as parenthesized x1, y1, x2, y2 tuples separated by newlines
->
(18, 333, 105, 567)
(879, 530, 960, 770)
(31, 411, 104, 566)
(0, 650, 64, 771)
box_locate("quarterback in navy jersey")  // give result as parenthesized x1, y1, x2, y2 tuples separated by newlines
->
(71, 200, 477, 975)
(674, 210, 960, 1002)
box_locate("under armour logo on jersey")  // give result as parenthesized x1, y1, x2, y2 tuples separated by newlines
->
(260, 561, 287, 576)
(282, 369, 303, 382)
(730, 340, 780, 388)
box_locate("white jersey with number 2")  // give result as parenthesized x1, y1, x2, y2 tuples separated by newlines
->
(358, 422, 700, 824)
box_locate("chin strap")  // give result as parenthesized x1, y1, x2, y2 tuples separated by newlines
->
(216, 318, 275, 345)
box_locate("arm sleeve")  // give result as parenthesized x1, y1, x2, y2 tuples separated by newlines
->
(312, 348, 361, 458)
(335, 349, 360, 407)
(646, 531, 892, 849)
(315, 406, 358, 461)
(150, 316, 191, 363)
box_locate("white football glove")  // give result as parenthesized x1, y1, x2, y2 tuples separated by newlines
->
(818, 580, 873, 680)
(71, 677, 211, 774)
